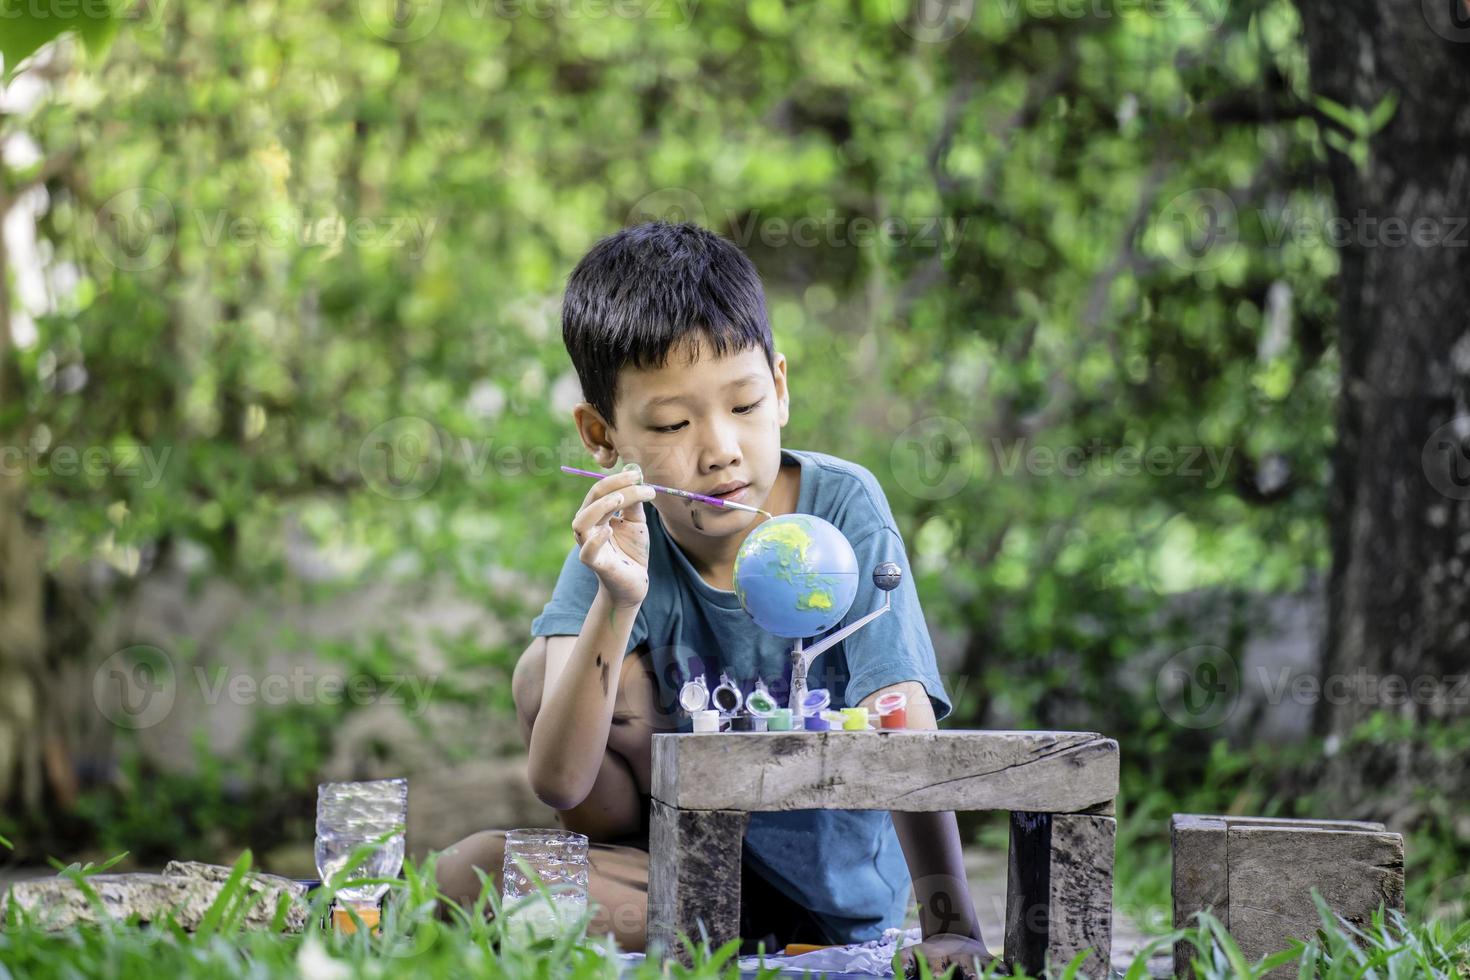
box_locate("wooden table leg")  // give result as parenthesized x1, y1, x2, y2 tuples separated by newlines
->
(1005, 810, 1116, 978)
(646, 799, 749, 965)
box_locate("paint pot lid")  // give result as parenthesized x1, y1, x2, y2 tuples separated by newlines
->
(711, 675, 742, 712)
(746, 688, 777, 716)
(679, 677, 709, 713)
(875, 691, 908, 714)
(802, 688, 831, 713)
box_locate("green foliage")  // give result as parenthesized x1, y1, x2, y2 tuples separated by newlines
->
(0, 841, 806, 978)
(3, 840, 1464, 978)
(4, 0, 1395, 899)
(0, 0, 119, 81)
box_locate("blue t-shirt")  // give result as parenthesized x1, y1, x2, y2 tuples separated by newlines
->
(529, 446, 953, 943)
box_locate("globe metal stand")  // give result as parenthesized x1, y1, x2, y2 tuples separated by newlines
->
(787, 560, 903, 720)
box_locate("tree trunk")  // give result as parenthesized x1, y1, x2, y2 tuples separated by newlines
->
(1296, 0, 1470, 819)
(0, 180, 49, 816)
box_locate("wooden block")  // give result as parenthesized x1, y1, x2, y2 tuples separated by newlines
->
(1005, 811, 1115, 979)
(1171, 814, 1228, 978)
(1170, 815, 1404, 979)
(1227, 824, 1403, 976)
(646, 800, 749, 965)
(651, 731, 1118, 814)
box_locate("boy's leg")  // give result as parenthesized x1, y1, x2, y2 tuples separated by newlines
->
(433, 640, 672, 950)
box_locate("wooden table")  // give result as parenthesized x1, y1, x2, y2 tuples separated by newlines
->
(646, 729, 1120, 977)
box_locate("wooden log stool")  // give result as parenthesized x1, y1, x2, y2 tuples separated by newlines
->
(646, 730, 1120, 977)
(1171, 814, 1406, 978)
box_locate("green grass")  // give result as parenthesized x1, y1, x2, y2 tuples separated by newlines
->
(1, 836, 1467, 979)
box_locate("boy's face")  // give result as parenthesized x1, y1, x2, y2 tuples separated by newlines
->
(574, 332, 790, 540)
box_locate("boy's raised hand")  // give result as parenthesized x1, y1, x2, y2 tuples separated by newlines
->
(573, 464, 657, 609)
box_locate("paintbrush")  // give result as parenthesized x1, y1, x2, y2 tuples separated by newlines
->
(559, 465, 773, 518)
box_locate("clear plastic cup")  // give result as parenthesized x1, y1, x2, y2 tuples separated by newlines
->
(314, 777, 408, 927)
(499, 828, 590, 946)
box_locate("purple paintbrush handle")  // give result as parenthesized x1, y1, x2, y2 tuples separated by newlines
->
(559, 465, 742, 510)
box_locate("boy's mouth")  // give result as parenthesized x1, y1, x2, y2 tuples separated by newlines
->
(705, 482, 749, 504)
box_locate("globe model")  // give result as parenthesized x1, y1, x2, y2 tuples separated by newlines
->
(732, 514, 859, 638)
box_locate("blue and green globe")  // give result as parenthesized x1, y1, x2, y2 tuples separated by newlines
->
(732, 514, 859, 638)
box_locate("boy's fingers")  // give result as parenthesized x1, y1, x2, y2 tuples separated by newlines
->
(573, 490, 637, 541)
(616, 485, 654, 524)
(579, 469, 645, 512)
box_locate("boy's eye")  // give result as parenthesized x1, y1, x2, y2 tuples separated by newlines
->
(651, 400, 764, 434)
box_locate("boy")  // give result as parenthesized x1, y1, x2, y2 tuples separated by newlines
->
(435, 222, 992, 977)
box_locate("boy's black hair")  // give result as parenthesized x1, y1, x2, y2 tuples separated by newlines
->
(562, 222, 774, 427)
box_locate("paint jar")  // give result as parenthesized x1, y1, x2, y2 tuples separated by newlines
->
(800, 688, 830, 722)
(729, 714, 753, 732)
(711, 673, 742, 714)
(804, 713, 830, 731)
(875, 691, 908, 729)
(767, 708, 794, 731)
(692, 709, 721, 733)
(840, 707, 869, 731)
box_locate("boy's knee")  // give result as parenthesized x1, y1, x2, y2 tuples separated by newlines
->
(512, 639, 546, 729)
(434, 829, 508, 912)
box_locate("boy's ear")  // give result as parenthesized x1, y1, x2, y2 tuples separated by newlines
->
(773, 352, 791, 427)
(572, 402, 620, 467)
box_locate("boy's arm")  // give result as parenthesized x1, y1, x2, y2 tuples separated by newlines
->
(858, 680, 985, 947)
(537, 635, 645, 842)
(527, 586, 641, 810)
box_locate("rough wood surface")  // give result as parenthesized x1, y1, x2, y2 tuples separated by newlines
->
(1, 862, 309, 932)
(646, 801, 748, 965)
(651, 730, 1118, 813)
(1048, 814, 1115, 977)
(1228, 825, 1403, 978)
(1005, 812, 1115, 979)
(1171, 815, 1403, 979)
(1171, 814, 1228, 979)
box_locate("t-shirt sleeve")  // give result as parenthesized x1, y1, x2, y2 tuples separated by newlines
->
(839, 525, 953, 722)
(528, 545, 649, 656)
